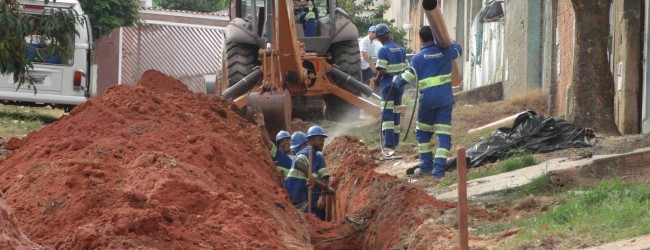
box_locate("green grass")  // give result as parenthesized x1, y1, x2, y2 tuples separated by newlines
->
(0, 104, 62, 138)
(453, 128, 494, 149)
(438, 151, 538, 187)
(498, 181, 650, 248)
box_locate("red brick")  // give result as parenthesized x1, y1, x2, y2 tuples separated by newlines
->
(624, 154, 644, 164)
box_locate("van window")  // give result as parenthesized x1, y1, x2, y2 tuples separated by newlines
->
(22, 6, 78, 66)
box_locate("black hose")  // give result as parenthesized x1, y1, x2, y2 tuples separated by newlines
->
(330, 65, 375, 97)
(378, 78, 395, 157)
(221, 67, 262, 99)
(402, 67, 418, 142)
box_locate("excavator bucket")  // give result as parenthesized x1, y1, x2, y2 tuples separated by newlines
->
(247, 90, 292, 135)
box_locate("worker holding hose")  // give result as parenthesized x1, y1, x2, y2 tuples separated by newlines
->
(374, 23, 408, 149)
(396, 26, 462, 178)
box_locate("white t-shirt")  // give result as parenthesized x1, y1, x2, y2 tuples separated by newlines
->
(360, 35, 379, 69)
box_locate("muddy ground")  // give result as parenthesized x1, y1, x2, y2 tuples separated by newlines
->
(1, 73, 648, 249)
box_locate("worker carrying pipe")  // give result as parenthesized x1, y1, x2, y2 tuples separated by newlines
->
(398, 0, 462, 178)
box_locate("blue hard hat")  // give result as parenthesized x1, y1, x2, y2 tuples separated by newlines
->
(368, 25, 376, 32)
(306, 125, 328, 138)
(375, 23, 391, 37)
(275, 130, 291, 143)
(290, 132, 308, 151)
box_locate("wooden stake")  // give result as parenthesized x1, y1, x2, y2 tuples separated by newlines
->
(457, 148, 469, 250)
(307, 146, 313, 214)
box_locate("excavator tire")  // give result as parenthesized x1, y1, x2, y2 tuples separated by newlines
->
(326, 40, 362, 122)
(226, 42, 260, 87)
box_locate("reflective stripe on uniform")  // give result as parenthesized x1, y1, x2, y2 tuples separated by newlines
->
(434, 124, 452, 135)
(394, 125, 401, 133)
(382, 121, 394, 131)
(304, 11, 315, 20)
(401, 70, 416, 84)
(386, 63, 407, 73)
(435, 148, 450, 159)
(418, 73, 452, 91)
(269, 143, 278, 158)
(380, 101, 394, 110)
(277, 166, 290, 177)
(416, 121, 435, 133)
(418, 142, 433, 153)
(286, 168, 307, 180)
(317, 167, 329, 178)
(376, 59, 388, 68)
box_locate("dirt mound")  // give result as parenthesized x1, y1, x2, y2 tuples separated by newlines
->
(312, 136, 459, 249)
(0, 196, 42, 249)
(0, 70, 311, 249)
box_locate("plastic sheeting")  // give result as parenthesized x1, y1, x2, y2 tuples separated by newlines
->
(448, 111, 597, 169)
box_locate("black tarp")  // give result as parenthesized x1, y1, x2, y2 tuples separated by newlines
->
(447, 111, 596, 169)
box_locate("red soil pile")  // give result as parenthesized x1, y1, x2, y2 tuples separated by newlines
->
(311, 136, 459, 249)
(0, 195, 42, 249)
(0, 70, 312, 249)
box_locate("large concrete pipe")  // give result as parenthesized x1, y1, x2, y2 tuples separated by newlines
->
(422, 0, 463, 87)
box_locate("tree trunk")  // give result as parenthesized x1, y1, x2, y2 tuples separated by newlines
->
(569, 0, 620, 135)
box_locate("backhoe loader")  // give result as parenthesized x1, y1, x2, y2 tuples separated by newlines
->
(214, 0, 380, 134)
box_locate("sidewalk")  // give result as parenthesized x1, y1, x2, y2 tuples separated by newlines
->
(582, 234, 650, 250)
(435, 147, 650, 201)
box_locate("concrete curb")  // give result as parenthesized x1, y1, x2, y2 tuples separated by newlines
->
(434, 147, 650, 201)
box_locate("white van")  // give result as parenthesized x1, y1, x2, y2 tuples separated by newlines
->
(0, 0, 93, 110)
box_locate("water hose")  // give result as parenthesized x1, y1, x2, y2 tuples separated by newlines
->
(378, 80, 395, 157)
(401, 66, 419, 142)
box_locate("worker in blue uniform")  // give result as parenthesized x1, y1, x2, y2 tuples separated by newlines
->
(374, 23, 408, 149)
(294, 0, 316, 36)
(290, 131, 308, 154)
(284, 125, 334, 220)
(253, 112, 294, 178)
(396, 26, 462, 178)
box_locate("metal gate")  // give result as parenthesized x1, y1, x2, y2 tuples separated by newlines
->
(121, 23, 225, 93)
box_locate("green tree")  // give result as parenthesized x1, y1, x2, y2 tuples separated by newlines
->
(0, 0, 139, 89)
(153, 0, 228, 12)
(338, 0, 411, 53)
(79, 0, 140, 40)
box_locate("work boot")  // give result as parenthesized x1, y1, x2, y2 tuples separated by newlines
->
(432, 164, 446, 178)
(413, 168, 431, 176)
(405, 165, 419, 175)
(407, 165, 433, 177)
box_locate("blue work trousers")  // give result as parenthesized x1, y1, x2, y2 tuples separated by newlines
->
(416, 102, 453, 178)
(381, 85, 403, 148)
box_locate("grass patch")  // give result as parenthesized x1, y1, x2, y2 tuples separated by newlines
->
(0, 104, 62, 138)
(454, 127, 493, 149)
(438, 151, 538, 187)
(500, 181, 650, 248)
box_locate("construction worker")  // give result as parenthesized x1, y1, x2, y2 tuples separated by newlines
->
(290, 131, 308, 154)
(253, 112, 293, 178)
(360, 25, 379, 84)
(396, 26, 462, 178)
(285, 125, 334, 220)
(374, 23, 407, 149)
(294, 0, 316, 37)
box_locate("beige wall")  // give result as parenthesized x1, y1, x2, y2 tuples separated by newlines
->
(611, 0, 643, 134)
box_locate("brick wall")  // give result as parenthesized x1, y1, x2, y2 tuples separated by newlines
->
(554, 0, 574, 117)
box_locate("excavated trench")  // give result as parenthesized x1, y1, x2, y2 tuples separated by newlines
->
(0, 71, 486, 249)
